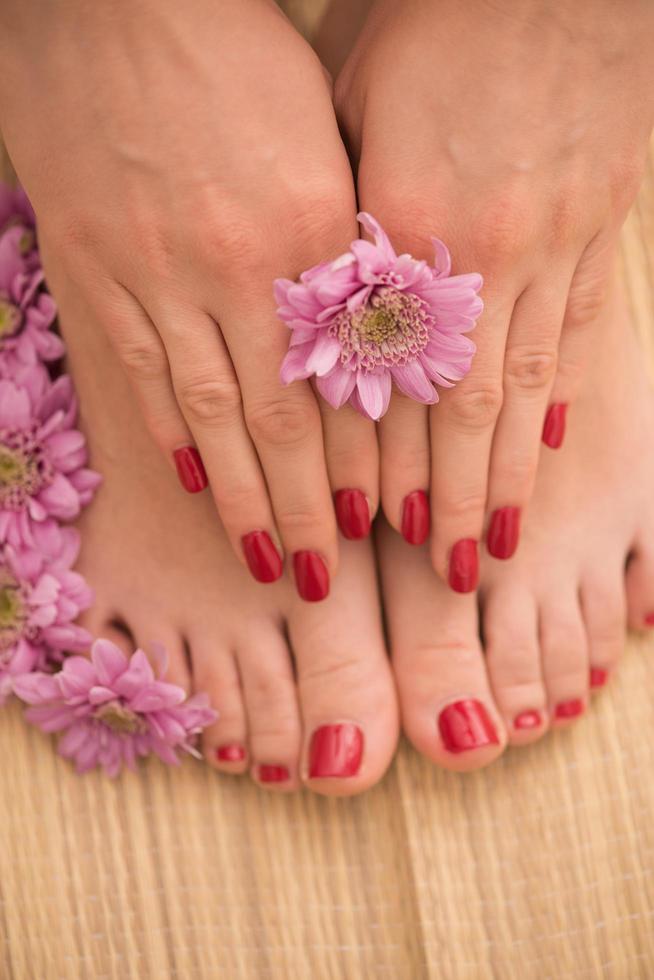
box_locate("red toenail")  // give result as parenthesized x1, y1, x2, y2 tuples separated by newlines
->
(514, 710, 542, 730)
(293, 551, 330, 602)
(308, 723, 363, 778)
(241, 530, 283, 584)
(487, 507, 521, 559)
(590, 667, 608, 689)
(401, 490, 430, 545)
(334, 489, 371, 540)
(258, 764, 290, 783)
(448, 539, 479, 593)
(173, 446, 208, 493)
(645, 613, 654, 626)
(555, 699, 584, 719)
(542, 403, 568, 450)
(438, 700, 499, 753)
(216, 744, 246, 763)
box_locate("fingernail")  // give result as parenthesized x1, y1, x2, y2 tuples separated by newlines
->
(258, 764, 290, 783)
(645, 613, 654, 627)
(438, 699, 499, 753)
(542, 403, 568, 449)
(216, 744, 246, 763)
(487, 506, 521, 559)
(555, 698, 584, 719)
(590, 667, 608, 689)
(401, 490, 430, 545)
(514, 710, 542, 731)
(241, 530, 283, 584)
(308, 723, 363, 778)
(293, 551, 329, 602)
(173, 446, 208, 493)
(334, 489, 371, 540)
(448, 539, 479, 593)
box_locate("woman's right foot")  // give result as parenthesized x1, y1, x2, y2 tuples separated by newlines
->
(379, 281, 654, 770)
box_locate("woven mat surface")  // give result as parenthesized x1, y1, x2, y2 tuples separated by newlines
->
(1, 4, 654, 976)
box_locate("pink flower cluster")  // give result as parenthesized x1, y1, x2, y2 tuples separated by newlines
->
(0, 184, 216, 775)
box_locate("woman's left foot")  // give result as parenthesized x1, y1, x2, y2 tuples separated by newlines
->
(379, 283, 654, 770)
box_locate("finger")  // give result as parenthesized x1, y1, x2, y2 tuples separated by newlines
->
(379, 395, 431, 545)
(319, 398, 379, 541)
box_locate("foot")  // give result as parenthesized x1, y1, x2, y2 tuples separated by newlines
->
(379, 280, 654, 770)
(44, 257, 399, 794)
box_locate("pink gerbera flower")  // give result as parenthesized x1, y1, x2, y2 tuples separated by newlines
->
(0, 525, 92, 702)
(14, 639, 218, 777)
(0, 366, 101, 546)
(275, 213, 483, 420)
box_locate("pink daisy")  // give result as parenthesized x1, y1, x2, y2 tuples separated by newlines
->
(0, 525, 92, 702)
(14, 639, 218, 777)
(275, 213, 483, 420)
(0, 365, 101, 546)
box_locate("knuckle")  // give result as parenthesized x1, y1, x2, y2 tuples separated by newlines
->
(178, 376, 242, 425)
(246, 394, 317, 449)
(504, 346, 558, 392)
(445, 382, 503, 430)
(437, 488, 488, 524)
(204, 213, 268, 276)
(117, 340, 168, 382)
(474, 193, 532, 267)
(564, 277, 607, 331)
(275, 503, 327, 536)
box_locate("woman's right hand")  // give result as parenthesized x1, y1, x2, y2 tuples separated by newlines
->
(0, 0, 378, 599)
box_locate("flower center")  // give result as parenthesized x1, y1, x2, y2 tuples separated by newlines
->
(0, 572, 28, 656)
(0, 426, 52, 510)
(0, 297, 21, 341)
(329, 286, 431, 372)
(94, 700, 148, 735)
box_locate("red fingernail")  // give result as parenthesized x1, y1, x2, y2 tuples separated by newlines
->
(241, 530, 283, 584)
(645, 613, 654, 627)
(590, 667, 608, 689)
(438, 700, 499, 753)
(542, 403, 568, 450)
(216, 744, 246, 763)
(555, 698, 584, 719)
(173, 446, 208, 493)
(308, 723, 363, 778)
(401, 490, 430, 545)
(487, 506, 521, 559)
(334, 489, 371, 540)
(448, 539, 479, 593)
(514, 710, 542, 731)
(293, 551, 329, 602)
(258, 764, 290, 783)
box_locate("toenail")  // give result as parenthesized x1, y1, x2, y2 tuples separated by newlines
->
(173, 446, 208, 493)
(308, 723, 363, 778)
(645, 613, 654, 627)
(258, 764, 290, 783)
(438, 700, 500, 753)
(401, 490, 430, 545)
(216, 744, 247, 763)
(334, 489, 371, 540)
(542, 403, 568, 450)
(514, 710, 542, 731)
(590, 667, 609, 689)
(448, 539, 479, 593)
(241, 530, 283, 584)
(293, 551, 330, 602)
(554, 698, 585, 719)
(487, 507, 521, 560)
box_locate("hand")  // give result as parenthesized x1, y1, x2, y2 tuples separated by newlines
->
(0, 0, 378, 598)
(336, 0, 654, 588)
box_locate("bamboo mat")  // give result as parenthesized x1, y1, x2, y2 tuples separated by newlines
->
(1, 4, 654, 977)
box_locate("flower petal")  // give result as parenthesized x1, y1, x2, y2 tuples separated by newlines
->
(391, 360, 438, 404)
(315, 365, 357, 410)
(356, 370, 391, 421)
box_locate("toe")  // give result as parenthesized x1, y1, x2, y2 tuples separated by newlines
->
(379, 523, 505, 772)
(483, 583, 548, 745)
(289, 539, 399, 796)
(539, 588, 589, 726)
(581, 569, 626, 694)
(625, 541, 654, 632)
(194, 645, 249, 775)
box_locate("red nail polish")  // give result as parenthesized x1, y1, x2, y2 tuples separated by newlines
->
(216, 744, 246, 763)
(438, 700, 499, 753)
(173, 446, 208, 493)
(308, 723, 363, 778)
(334, 489, 371, 540)
(487, 506, 521, 559)
(555, 698, 584, 719)
(448, 539, 479, 593)
(514, 710, 542, 730)
(258, 764, 290, 783)
(293, 551, 329, 602)
(590, 667, 608, 689)
(542, 403, 568, 450)
(241, 530, 283, 584)
(401, 490, 430, 545)
(645, 613, 654, 626)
